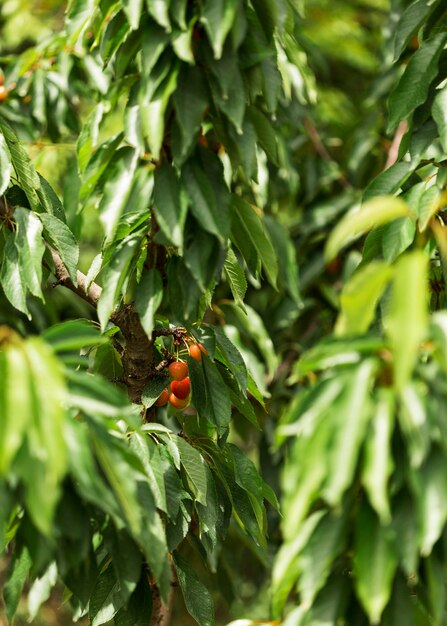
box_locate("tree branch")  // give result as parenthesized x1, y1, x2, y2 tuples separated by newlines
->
(49, 247, 102, 308)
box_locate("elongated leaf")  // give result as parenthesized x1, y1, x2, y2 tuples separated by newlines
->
(224, 247, 247, 312)
(324, 361, 376, 506)
(385, 251, 428, 391)
(175, 436, 208, 505)
(231, 195, 278, 288)
(79, 133, 124, 201)
(39, 213, 79, 283)
(214, 326, 248, 392)
(173, 552, 214, 626)
(417, 449, 447, 556)
(141, 376, 169, 409)
(336, 262, 394, 336)
(42, 319, 106, 352)
(146, 0, 171, 31)
(362, 389, 395, 524)
(173, 66, 208, 160)
(202, 0, 238, 59)
(201, 354, 232, 433)
(14, 208, 44, 298)
(89, 563, 122, 626)
(0, 132, 11, 195)
(325, 197, 410, 262)
(418, 185, 442, 232)
(433, 83, 447, 153)
(0, 230, 29, 316)
(135, 269, 163, 338)
(97, 236, 141, 330)
(153, 161, 187, 249)
(99, 147, 139, 242)
(393, 0, 441, 60)
(27, 562, 57, 621)
(354, 505, 397, 624)
(363, 161, 416, 202)
(388, 32, 447, 131)
(3, 548, 32, 626)
(123, 0, 143, 29)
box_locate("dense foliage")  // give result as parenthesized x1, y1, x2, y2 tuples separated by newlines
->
(1, 1, 447, 625)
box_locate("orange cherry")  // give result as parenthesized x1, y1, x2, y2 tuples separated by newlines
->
(155, 389, 169, 406)
(169, 393, 189, 409)
(189, 344, 202, 361)
(168, 361, 188, 380)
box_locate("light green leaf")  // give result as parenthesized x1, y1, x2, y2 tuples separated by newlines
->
(201, 356, 232, 433)
(324, 360, 376, 506)
(27, 562, 58, 621)
(385, 251, 428, 392)
(0, 230, 29, 316)
(335, 261, 394, 336)
(99, 147, 139, 242)
(123, 0, 143, 29)
(42, 319, 106, 352)
(325, 196, 410, 262)
(417, 449, 447, 556)
(363, 161, 416, 202)
(67, 369, 133, 418)
(362, 389, 395, 524)
(433, 83, 447, 153)
(135, 269, 163, 338)
(388, 32, 447, 132)
(89, 564, 121, 626)
(224, 247, 247, 312)
(173, 551, 214, 626)
(399, 381, 430, 469)
(140, 70, 178, 159)
(79, 133, 124, 201)
(146, 0, 171, 31)
(354, 505, 397, 624)
(381, 215, 416, 262)
(14, 208, 44, 299)
(66, 0, 96, 43)
(418, 185, 442, 232)
(0, 132, 11, 195)
(175, 436, 208, 505)
(97, 236, 141, 330)
(214, 326, 248, 392)
(153, 161, 187, 249)
(231, 195, 278, 288)
(77, 102, 104, 174)
(39, 213, 79, 283)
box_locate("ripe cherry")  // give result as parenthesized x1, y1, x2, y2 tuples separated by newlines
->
(170, 377, 190, 400)
(199, 343, 208, 355)
(0, 86, 8, 103)
(189, 344, 202, 361)
(155, 388, 169, 407)
(168, 361, 188, 380)
(169, 392, 189, 409)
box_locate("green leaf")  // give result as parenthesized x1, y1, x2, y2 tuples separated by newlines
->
(42, 319, 106, 352)
(3, 548, 32, 626)
(354, 505, 398, 624)
(335, 262, 394, 336)
(363, 161, 416, 202)
(106, 527, 142, 603)
(393, 0, 442, 60)
(140, 67, 178, 160)
(173, 66, 208, 160)
(0, 116, 41, 211)
(323, 360, 376, 506)
(97, 236, 141, 330)
(153, 161, 187, 250)
(135, 269, 163, 339)
(202, 0, 238, 59)
(385, 251, 428, 392)
(77, 103, 104, 174)
(183, 159, 229, 242)
(214, 326, 248, 393)
(381, 215, 416, 262)
(248, 107, 278, 165)
(251, 0, 277, 40)
(201, 356, 232, 433)
(39, 213, 79, 283)
(231, 195, 278, 288)
(415, 449, 447, 556)
(89, 563, 122, 626)
(14, 208, 45, 299)
(173, 551, 215, 626)
(224, 247, 247, 312)
(325, 196, 410, 262)
(174, 436, 208, 505)
(123, 0, 143, 29)
(433, 83, 447, 153)
(0, 230, 29, 316)
(146, 0, 171, 31)
(362, 389, 395, 524)
(418, 185, 442, 232)
(0, 132, 11, 195)
(388, 32, 447, 132)
(67, 369, 133, 418)
(141, 376, 168, 408)
(99, 147, 139, 242)
(79, 133, 124, 201)
(27, 562, 58, 622)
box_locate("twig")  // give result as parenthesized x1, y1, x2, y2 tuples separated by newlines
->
(49, 247, 102, 308)
(385, 120, 408, 170)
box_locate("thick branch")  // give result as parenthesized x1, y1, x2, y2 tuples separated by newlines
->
(49, 247, 102, 308)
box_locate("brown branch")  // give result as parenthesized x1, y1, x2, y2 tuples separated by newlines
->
(385, 120, 408, 170)
(49, 247, 102, 308)
(149, 562, 176, 626)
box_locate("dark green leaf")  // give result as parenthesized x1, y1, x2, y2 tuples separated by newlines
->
(135, 269, 163, 338)
(39, 213, 79, 283)
(173, 551, 215, 626)
(3, 548, 32, 626)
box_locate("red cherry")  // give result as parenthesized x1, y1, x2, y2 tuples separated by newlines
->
(169, 393, 189, 409)
(154, 388, 169, 407)
(170, 377, 190, 400)
(189, 344, 202, 361)
(168, 361, 188, 380)
(198, 343, 208, 355)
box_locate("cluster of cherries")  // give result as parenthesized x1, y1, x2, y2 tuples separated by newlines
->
(155, 343, 206, 409)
